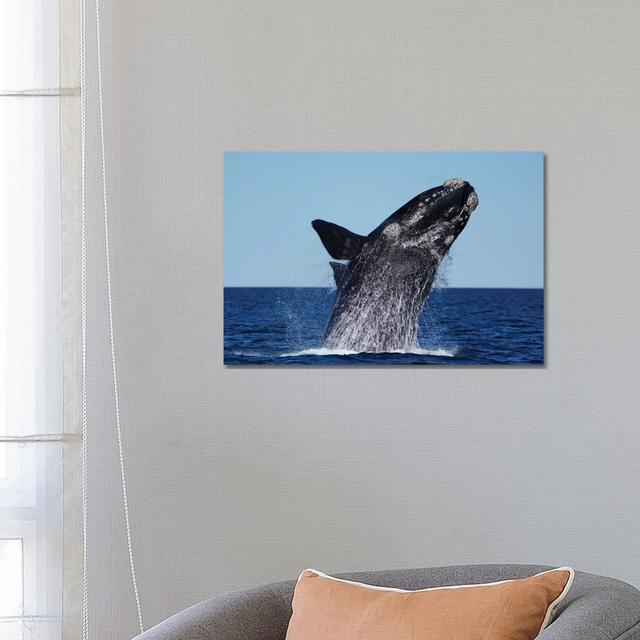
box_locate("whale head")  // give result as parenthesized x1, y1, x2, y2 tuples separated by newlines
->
(311, 179, 478, 287)
(380, 178, 478, 258)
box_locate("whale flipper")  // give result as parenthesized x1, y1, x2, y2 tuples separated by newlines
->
(329, 261, 348, 286)
(311, 219, 365, 260)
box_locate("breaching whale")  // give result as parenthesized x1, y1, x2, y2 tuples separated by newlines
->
(312, 178, 478, 352)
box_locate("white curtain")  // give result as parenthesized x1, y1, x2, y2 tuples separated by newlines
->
(0, 1, 81, 638)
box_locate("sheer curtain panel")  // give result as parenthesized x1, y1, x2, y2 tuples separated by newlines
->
(0, 1, 82, 639)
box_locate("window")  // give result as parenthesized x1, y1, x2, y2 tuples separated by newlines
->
(0, 2, 78, 638)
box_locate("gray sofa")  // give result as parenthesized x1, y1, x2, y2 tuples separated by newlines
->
(135, 564, 640, 639)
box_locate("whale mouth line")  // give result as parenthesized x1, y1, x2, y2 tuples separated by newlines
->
(436, 188, 477, 228)
(436, 179, 478, 216)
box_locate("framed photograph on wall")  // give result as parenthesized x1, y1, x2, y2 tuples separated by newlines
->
(224, 152, 543, 366)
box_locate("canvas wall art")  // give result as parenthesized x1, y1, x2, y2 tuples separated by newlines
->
(224, 152, 544, 365)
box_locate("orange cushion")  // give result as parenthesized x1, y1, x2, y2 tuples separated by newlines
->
(285, 567, 574, 640)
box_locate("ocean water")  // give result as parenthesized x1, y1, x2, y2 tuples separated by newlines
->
(224, 287, 544, 366)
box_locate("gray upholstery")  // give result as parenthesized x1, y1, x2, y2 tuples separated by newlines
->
(134, 564, 640, 640)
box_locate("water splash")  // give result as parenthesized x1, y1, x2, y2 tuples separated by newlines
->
(322, 249, 439, 352)
(281, 347, 457, 358)
(433, 253, 452, 290)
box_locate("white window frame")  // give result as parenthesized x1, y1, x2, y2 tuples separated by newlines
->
(1, 1, 81, 638)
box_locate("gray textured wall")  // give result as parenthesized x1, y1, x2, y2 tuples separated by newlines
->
(84, 2, 640, 638)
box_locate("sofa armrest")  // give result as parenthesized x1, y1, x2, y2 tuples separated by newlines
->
(134, 581, 294, 640)
(539, 574, 640, 640)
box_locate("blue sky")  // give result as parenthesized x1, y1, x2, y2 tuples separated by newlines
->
(224, 152, 543, 288)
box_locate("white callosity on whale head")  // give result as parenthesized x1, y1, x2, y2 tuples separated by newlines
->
(383, 222, 402, 239)
(465, 190, 479, 211)
(443, 177, 465, 189)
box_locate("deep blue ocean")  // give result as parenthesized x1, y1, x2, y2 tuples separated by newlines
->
(224, 287, 544, 366)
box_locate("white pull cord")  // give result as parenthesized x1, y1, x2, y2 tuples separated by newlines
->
(79, 0, 89, 637)
(94, 0, 145, 633)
